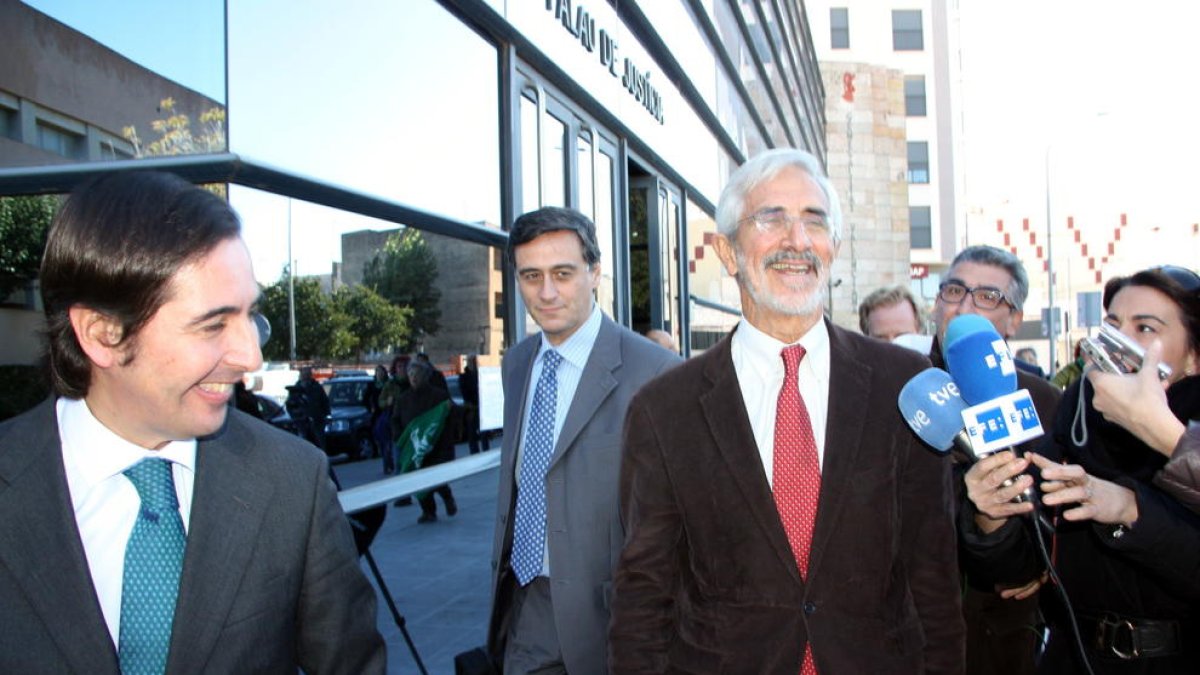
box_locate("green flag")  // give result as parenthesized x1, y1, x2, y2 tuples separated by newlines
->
(394, 399, 451, 474)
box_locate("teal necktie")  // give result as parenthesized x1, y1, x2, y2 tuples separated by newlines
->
(118, 458, 187, 675)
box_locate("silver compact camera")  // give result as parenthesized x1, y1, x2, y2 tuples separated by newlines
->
(1080, 323, 1172, 380)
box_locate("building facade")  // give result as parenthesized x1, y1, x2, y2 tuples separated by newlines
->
(805, 0, 960, 311)
(0, 0, 827, 369)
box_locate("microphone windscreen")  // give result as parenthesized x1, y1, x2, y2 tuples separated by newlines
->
(944, 317, 1017, 404)
(944, 313, 994, 349)
(898, 367, 968, 453)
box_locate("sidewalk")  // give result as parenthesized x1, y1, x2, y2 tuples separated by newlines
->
(333, 446, 498, 674)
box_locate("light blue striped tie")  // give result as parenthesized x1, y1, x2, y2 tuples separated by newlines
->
(118, 458, 187, 675)
(511, 350, 563, 586)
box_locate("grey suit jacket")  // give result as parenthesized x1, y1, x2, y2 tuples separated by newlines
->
(487, 314, 680, 674)
(0, 399, 385, 674)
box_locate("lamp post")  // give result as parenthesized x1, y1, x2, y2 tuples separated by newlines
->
(1044, 113, 1106, 373)
(1045, 144, 1056, 372)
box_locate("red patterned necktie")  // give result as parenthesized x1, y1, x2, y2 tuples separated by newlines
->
(774, 344, 821, 675)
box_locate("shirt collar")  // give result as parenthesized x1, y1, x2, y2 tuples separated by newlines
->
(57, 397, 197, 509)
(537, 302, 602, 370)
(734, 316, 831, 381)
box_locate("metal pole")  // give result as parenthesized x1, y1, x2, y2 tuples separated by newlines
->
(287, 198, 297, 362)
(1045, 144, 1055, 372)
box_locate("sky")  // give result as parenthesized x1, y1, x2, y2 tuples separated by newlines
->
(954, 0, 1200, 271)
(21, 0, 1200, 282)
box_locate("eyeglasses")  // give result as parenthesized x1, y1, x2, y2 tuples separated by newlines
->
(738, 209, 831, 238)
(1154, 265, 1200, 293)
(937, 281, 1012, 310)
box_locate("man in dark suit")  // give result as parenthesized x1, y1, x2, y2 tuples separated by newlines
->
(928, 245, 1061, 675)
(486, 207, 680, 674)
(610, 149, 965, 673)
(0, 172, 384, 674)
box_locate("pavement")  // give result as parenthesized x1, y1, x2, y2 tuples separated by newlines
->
(333, 443, 499, 675)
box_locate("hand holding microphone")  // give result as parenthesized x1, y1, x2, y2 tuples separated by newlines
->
(942, 315, 1048, 530)
(963, 451, 1035, 529)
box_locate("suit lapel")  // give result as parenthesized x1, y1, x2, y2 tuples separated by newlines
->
(550, 316, 619, 468)
(0, 399, 119, 674)
(167, 422, 274, 675)
(697, 335, 802, 582)
(806, 322, 872, 580)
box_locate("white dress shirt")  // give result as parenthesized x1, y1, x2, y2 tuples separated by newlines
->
(516, 303, 603, 576)
(57, 397, 197, 647)
(729, 317, 831, 487)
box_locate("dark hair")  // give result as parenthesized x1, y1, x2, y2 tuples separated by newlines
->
(506, 206, 601, 268)
(947, 245, 1030, 310)
(1103, 266, 1200, 356)
(40, 171, 241, 398)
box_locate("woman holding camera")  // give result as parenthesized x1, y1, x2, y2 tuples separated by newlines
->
(960, 266, 1200, 674)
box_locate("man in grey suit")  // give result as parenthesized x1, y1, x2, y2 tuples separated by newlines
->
(486, 206, 680, 674)
(0, 171, 384, 674)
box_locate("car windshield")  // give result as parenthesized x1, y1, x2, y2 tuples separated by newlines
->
(326, 380, 367, 407)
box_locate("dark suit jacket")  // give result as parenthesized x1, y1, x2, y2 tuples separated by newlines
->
(610, 321, 966, 674)
(487, 314, 680, 675)
(0, 399, 385, 674)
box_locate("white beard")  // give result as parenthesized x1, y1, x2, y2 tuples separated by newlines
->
(734, 245, 828, 317)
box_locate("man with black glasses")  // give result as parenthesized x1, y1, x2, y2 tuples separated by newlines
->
(929, 244, 1060, 675)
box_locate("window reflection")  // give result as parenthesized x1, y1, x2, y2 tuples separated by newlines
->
(686, 198, 739, 353)
(519, 92, 540, 213)
(2, 1, 225, 168)
(236, 186, 504, 372)
(541, 111, 567, 208)
(594, 148, 617, 318)
(577, 131, 594, 221)
(228, 0, 500, 225)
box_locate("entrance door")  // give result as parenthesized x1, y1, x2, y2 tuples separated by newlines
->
(628, 164, 682, 347)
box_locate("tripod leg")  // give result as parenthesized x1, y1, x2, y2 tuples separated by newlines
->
(363, 548, 429, 675)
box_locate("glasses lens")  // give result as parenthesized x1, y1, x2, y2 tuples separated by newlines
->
(970, 289, 1004, 310)
(754, 211, 789, 232)
(939, 283, 966, 303)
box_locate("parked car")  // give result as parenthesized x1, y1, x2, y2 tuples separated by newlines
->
(257, 393, 299, 436)
(321, 375, 377, 461)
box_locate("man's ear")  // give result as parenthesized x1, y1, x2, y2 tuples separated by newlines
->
(712, 234, 739, 276)
(1004, 309, 1025, 340)
(68, 306, 125, 369)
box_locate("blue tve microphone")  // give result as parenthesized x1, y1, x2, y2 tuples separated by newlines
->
(898, 367, 972, 457)
(943, 314, 1017, 405)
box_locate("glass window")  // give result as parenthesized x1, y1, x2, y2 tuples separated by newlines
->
(907, 141, 930, 184)
(910, 206, 932, 248)
(830, 8, 849, 49)
(36, 122, 83, 159)
(228, 0, 501, 226)
(519, 92, 540, 214)
(594, 147, 617, 318)
(235, 186, 505, 371)
(13, 0, 227, 168)
(0, 103, 15, 140)
(904, 76, 927, 116)
(685, 198, 738, 353)
(893, 10, 924, 51)
(541, 111, 567, 208)
(660, 187, 682, 344)
(577, 131, 594, 221)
